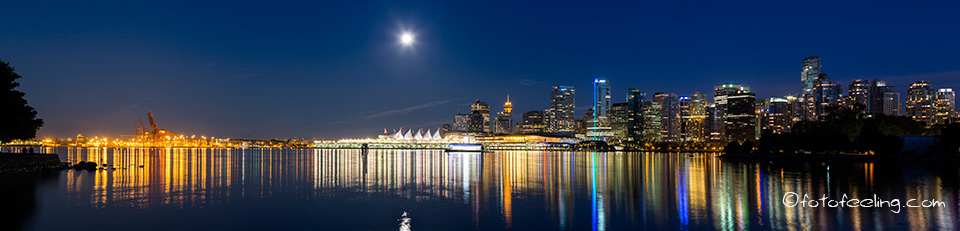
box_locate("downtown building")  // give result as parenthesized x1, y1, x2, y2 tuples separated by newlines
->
(587, 78, 612, 140)
(813, 73, 842, 118)
(654, 92, 681, 142)
(641, 101, 662, 142)
(801, 56, 822, 120)
(519, 110, 548, 134)
(725, 90, 757, 141)
(846, 79, 870, 110)
(626, 88, 644, 141)
(713, 83, 747, 139)
(935, 88, 956, 125)
(868, 79, 900, 116)
(547, 86, 576, 133)
(680, 92, 708, 141)
(906, 81, 936, 126)
(493, 96, 514, 134)
(609, 102, 631, 140)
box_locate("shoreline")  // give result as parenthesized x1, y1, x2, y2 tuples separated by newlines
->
(0, 153, 65, 174)
(719, 153, 960, 163)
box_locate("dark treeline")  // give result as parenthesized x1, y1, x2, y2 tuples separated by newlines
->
(726, 104, 960, 155)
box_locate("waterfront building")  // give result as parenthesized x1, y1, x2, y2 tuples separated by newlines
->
(936, 88, 956, 125)
(471, 100, 491, 132)
(520, 110, 548, 134)
(453, 113, 483, 132)
(654, 92, 681, 142)
(641, 101, 662, 142)
(847, 79, 870, 111)
(609, 102, 630, 140)
(907, 81, 935, 126)
(868, 79, 899, 116)
(725, 90, 757, 141)
(801, 56, 822, 120)
(626, 88, 644, 141)
(548, 86, 576, 133)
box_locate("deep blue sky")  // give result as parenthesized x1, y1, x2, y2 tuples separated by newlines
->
(2, 0, 958, 139)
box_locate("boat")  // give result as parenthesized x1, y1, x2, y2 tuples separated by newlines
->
(445, 143, 483, 152)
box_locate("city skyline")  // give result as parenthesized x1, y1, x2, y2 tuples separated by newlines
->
(2, 1, 958, 139)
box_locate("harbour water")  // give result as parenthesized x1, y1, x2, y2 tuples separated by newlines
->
(5, 147, 960, 230)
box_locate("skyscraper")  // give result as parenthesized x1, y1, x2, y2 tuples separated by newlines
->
(801, 56, 822, 120)
(814, 73, 842, 118)
(641, 101, 662, 142)
(726, 90, 757, 141)
(626, 88, 644, 141)
(609, 102, 630, 140)
(767, 97, 791, 134)
(654, 92, 681, 142)
(801, 56, 822, 97)
(868, 79, 899, 116)
(847, 79, 870, 111)
(549, 86, 576, 133)
(494, 95, 514, 134)
(936, 88, 956, 125)
(906, 81, 935, 126)
(681, 92, 707, 141)
(588, 79, 612, 140)
(714, 83, 747, 138)
(471, 100, 491, 132)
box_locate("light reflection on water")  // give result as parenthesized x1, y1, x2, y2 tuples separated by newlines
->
(16, 147, 960, 230)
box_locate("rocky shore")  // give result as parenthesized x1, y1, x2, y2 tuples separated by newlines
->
(0, 153, 65, 174)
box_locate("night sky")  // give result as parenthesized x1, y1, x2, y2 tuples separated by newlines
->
(2, 1, 958, 139)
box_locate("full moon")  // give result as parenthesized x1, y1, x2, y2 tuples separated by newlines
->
(400, 33, 414, 46)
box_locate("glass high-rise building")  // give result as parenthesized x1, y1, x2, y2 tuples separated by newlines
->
(714, 83, 747, 138)
(907, 81, 935, 126)
(549, 86, 575, 133)
(767, 97, 791, 134)
(588, 79, 612, 140)
(680, 92, 707, 141)
(494, 95, 514, 134)
(726, 90, 757, 141)
(801, 56, 822, 120)
(626, 88, 644, 141)
(814, 73, 842, 118)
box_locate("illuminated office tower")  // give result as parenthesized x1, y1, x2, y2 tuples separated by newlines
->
(725, 90, 757, 141)
(520, 110, 548, 134)
(906, 81, 935, 126)
(626, 88, 645, 141)
(847, 79, 870, 111)
(935, 88, 956, 125)
(714, 83, 747, 138)
(755, 98, 770, 138)
(548, 86, 575, 133)
(470, 100, 491, 132)
(494, 95, 514, 134)
(588, 79, 612, 140)
(801, 56, 821, 120)
(705, 103, 722, 141)
(867, 79, 898, 116)
(654, 92, 681, 142)
(767, 97, 791, 134)
(609, 102, 630, 140)
(641, 101, 662, 142)
(681, 92, 708, 141)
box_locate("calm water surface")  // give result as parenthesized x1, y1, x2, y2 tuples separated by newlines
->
(6, 148, 960, 230)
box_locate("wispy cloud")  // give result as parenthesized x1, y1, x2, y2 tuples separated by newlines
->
(363, 99, 459, 119)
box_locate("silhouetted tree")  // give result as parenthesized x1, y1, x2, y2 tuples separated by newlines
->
(0, 59, 43, 143)
(937, 123, 960, 155)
